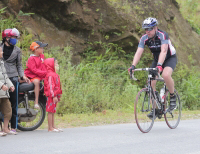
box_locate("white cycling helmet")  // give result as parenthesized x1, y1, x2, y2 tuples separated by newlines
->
(142, 17, 158, 29)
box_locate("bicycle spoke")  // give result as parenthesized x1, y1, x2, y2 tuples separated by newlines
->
(164, 90, 181, 129)
(135, 88, 155, 133)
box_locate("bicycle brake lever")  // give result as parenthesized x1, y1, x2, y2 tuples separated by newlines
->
(129, 70, 132, 79)
(155, 68, 164, 81)
(157, 73, 163, 80)
(129, 70, 137, 80)
(132, 73, 137, 81)
(156, 73, 164, 81)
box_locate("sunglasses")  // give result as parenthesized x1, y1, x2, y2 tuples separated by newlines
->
(145, 27, 154, 31)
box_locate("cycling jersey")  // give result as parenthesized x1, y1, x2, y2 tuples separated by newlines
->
(138, 29, 176, 61)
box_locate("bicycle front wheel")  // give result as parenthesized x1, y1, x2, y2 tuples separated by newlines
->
(134, 88, 155, 133)
(164, 89, 181, 129)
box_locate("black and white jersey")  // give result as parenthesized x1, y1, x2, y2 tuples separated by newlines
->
(138, 29, 176, 61)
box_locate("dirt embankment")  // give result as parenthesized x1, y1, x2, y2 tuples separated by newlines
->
(1, 0, 200, 65)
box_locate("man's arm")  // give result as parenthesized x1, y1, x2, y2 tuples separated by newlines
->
(132, 47, 144, 67)
(157, 31, 169, 65)
(158, 44, 168, 65)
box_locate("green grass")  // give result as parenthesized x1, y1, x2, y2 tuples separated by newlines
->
(38, 110, 200, 129)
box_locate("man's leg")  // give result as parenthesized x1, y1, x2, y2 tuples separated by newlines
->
(162, 67, 176, 111)
(150, 60, 158, 91)
(162, 67, 174, 93)
(151, 80, 157, 91)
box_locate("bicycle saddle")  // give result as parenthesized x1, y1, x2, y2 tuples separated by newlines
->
(18, 82, 34, 92)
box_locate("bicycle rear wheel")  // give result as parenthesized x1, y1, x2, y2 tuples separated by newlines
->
(134, 88, 155, 133)
(164, 89, 181, 129)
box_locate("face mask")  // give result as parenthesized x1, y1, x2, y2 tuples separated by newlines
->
(55, 65, 59, 72)
(9, 38, 18, 45)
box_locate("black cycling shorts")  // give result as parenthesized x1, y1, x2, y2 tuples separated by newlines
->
(151, 54, 177, 70)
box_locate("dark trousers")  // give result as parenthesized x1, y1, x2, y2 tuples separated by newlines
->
(9, 77, 19, 129)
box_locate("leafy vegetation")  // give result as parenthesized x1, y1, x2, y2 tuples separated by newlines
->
(176, 0, 200, 34)
(0, 7, 21, 37)
(0, 4, 199, 116)
(44, 43, 139, 114)
(173, 61, 200, 110)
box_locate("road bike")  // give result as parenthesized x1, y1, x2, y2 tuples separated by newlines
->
(130, 68, 181, 133)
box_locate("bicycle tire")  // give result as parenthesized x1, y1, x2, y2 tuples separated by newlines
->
(164, 89, 181, 129)
(18, 96, 46, 131)
(134, 88, 155, 133)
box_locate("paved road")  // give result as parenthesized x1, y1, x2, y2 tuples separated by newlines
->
(1, 119, 200, 154)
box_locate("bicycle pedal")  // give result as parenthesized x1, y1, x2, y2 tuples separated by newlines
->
(164, 109, 173, 114)
(148, 115, 157, 120)
(157, 114, 162, 119)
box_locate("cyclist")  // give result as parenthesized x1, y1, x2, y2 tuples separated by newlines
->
(129, 17, 177, 117)
(0, 28, 29, 133)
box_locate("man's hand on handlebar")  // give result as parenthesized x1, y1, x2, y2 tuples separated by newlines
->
(128, 65, 135, 73)
(128, 65, 135, 79)
(156, 64, 163, 73)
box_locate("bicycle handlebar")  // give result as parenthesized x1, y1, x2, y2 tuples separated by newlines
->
(130, 67, 164, 81)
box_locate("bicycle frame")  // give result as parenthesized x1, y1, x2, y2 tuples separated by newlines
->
(132, 68, 163, 112)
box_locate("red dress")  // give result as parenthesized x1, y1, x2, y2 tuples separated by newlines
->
(44, 58, 62, 113)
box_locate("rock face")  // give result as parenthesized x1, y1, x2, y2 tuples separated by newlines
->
(1, 0, 200, 65)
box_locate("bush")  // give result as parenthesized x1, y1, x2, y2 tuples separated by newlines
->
(173, 63, 200, 110)
(44, 44, 139, 114)
(176, 0, 200, 34)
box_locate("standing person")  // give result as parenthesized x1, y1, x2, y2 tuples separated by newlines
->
(0, 47, 16, 135)
(129, 17, 177, 118)
(24, 41, 48, 109)
(44, 58, 62, 132)
(0, 28, 29, 133)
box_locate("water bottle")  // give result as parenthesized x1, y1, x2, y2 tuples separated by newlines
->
(160, 87, 165, 103)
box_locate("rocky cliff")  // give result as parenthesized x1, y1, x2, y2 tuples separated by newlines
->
(0, 0, 200, 65)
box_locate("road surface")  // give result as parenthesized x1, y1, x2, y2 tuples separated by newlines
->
(1, 119, 200, 154)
